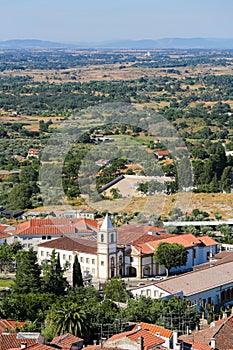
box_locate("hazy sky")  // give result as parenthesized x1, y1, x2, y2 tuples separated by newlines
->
(0, 0, 232, 42)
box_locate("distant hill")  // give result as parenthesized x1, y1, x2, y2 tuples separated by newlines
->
(93, 38, 233, 49)
(1, 38, 233, 50)
(0, 39, 73, 49)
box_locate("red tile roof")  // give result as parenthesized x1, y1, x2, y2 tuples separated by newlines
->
(0, 225, 9, 234)
(0, 333, 36, 350)
(117, 224, 168, 246)
(132, 322, 173, 339)
(156, 150, 170, 156)
(0, 232, 12, 239)
(182, 340, 211, 350)
(9, 345, 54, 350)
(38, 236, 97, 254)
(133, 233, 217, 254)
(0, 320, 25, 334)
(179, 315, 233, 349)
(51, 333, 83, 348)
(106, 328, 164, 350)
(15, 218, 98, 236)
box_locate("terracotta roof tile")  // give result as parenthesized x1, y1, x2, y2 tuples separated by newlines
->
(0, 320, 25, 334)
(8, 345, 54, 350)
(51, 333, 83, 348)
(0, 333, 36, 350)
(182, 340, 211, 350)
(132, 322, 173, 338)
(180, 315, 233, 350)
(38, 236, 97, 254)
(15, 218, 98, 236)
(133, 233, 217, 254)
(156, 150, 170, 156)
(117, 224, 168, 246)
(0, 226, 9, 234)
(106, 329, 164, 349)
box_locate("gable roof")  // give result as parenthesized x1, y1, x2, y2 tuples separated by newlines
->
(51, 333, 83, 348)
(0, 333, 37, 350)
(133, 234, 217, 255)
(15, 218, 98, 236)
(180, 315, 233, 350)
(117, 224, 168, 246)
(106, 328, 164, 350)
(132, 322, 173, 339)
(38, 236, 97, 254)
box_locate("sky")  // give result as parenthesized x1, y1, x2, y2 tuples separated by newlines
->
(0, 0, 232, 42)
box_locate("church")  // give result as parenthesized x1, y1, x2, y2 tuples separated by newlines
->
(37, 213, 218, 282)
(37, 213, 123, 281)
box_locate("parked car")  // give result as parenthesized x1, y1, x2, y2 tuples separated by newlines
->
(136, 282, 146, 286)
(148, 276, 163, 281)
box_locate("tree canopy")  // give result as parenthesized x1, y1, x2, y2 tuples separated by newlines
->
(154, 242, 188, 276)
(13, 248, 41, 294)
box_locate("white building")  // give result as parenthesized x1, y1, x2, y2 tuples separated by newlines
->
(37, 214, 219, 284)
(37, 213, 124, 281)
(130, 261, 233, 309)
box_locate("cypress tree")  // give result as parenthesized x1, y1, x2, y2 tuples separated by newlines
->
(13, 248, 41, 294)
(72, 255, 83, 288)
(42, 250, 69, 295)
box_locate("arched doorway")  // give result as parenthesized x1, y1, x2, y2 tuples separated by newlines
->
(127, 266, 137, 277)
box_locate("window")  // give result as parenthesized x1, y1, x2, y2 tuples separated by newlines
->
(80, 257, 84, 263)
(154, 290, 158, 298)
(69, 255, 72, 261)
(86, 258, 90, 264)
(101, 261, 104, 266)
(206, 251, 210, 260)
(46, 252, 49, 257)
(41, 251, 44, 257)
(146, 289, 151, 297)
(63, 254, 66, 260)
(101, 234, 104, 243)
(47, 236, 51, 240)
(193, 248, 196, 259)
(130, 257, 134, 263)
(110, 233, 114, 243)
(42, 236, 46, 240)
(92, 268, 95, 274)
(92, 259, 95, 264)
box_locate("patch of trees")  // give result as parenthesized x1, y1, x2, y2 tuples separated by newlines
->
(0, 252, 199, 344)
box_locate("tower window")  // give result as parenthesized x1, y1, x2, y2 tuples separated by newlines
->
(110, 233, 114, 243)
(101, 234, 104, 243)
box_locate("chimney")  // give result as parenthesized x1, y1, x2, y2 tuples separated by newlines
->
(210, 338, 216, 349)
(137, 322, 142, 331)
(137, 336, 144, 350)
(173, 330, 180, 350)
(21, 341, 27, 349)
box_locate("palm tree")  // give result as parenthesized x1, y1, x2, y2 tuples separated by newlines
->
(49, 301, 87, 337)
